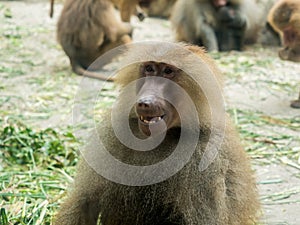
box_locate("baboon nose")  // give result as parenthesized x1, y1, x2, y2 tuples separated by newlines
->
(136, 96, 165, 116)
(137, 96, 154, 109)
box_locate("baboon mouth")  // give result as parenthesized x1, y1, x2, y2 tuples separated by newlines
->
(139, 115, 165, 124)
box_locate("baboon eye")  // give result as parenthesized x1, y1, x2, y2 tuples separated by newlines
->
(164, 67, 173, 74)
(163, 67, 175, 78)
(145, 64, 155, 73)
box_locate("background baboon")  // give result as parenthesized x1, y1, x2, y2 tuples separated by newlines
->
(139, 0, 177, 18)
(171, 0, 279, 51)
(54, 43, 260, 225)
(268, 0, 300, 62)
(57, 0, 133, 81)
(268, 0, 300, 108)
(171, 0, 250, 51)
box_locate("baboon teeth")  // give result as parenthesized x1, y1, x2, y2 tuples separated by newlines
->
(140, 116, 163, 124)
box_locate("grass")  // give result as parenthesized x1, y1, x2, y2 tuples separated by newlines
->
(229, 109, 300, 165)
(0, 1, 300, 224)
(0, 118, 79, 224)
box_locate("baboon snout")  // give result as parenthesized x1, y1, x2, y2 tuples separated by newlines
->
(137, 96, 155, 108)
(136, 96, 164, 116)
(136, 95, 167, 127)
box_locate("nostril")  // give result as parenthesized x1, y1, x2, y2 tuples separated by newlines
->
(137, 97, 153, 109)
(138, 102, 149, 108)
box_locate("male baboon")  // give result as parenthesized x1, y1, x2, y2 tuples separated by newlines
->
(171, 0, 280, 51)
(54, 43, 260, 225)
(268, 0, 300, 108)
(139, 0, 177, 18)
(171, 0, 250, 51)
(57, 0, 133, 81)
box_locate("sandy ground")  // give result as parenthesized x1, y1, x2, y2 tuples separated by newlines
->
(0, 1, 300, 224)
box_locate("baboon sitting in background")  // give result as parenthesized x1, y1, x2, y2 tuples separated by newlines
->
(57, 0, 133, 81)
(171, 0, 280, 51)
(268, 0, 300, 108)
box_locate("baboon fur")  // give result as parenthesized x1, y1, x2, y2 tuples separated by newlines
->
(111, 0, 146, 22)
(140, 0, 177, 18)
(171, 0, 280, 51)
(54, 44, 260, 225)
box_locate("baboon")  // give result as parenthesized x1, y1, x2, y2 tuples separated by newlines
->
(268, 0, 300, 62)
(171, 0, 250, 51)
(139, 0, 177, 18)
(171, 0, 280, 51)
(57, 0, 133, 81)
(268, 0, 300, 108)
(54, 43, 260, 225)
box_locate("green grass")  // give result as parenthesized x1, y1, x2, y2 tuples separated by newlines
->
(0, 119, 79, 224)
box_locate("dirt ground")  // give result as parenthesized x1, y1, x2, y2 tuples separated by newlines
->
(0, 0, 300, 224)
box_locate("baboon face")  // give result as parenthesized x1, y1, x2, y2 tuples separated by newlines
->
(135, 62, 182, 136)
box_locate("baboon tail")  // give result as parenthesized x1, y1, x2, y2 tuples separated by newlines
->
(71, 61, 114, 82)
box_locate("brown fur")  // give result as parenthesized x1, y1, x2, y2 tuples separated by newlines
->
(139, 0, 177, 18)
(57, 0, 133, 81)
(111, 0, 146, 22)
(54, 43, 260, 225)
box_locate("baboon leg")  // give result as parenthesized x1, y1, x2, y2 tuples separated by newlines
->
(54, 194, 100, 225)
(99, 34, 132, 54)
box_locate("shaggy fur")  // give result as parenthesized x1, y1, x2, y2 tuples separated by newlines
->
(54, 43, 260, 225)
